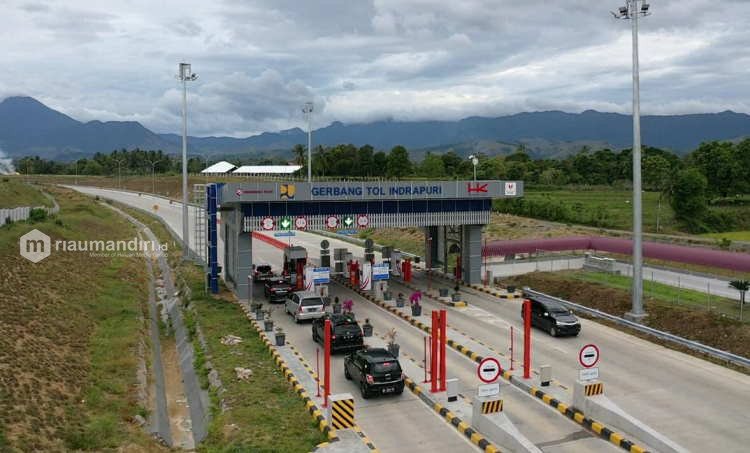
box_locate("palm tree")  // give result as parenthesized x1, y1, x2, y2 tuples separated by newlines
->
(292, 144, 306, 166)
(729, 279, 749, 305)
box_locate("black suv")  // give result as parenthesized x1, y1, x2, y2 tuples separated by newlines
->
(312, 314, 364, 353)
(522, 297, 581, 337)
(344, 348, 405, 399)
(264, 278, 293, 303)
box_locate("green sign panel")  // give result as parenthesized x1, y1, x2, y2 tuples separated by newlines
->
(343, 216, 355, 227)
(279, 217, 292, 230)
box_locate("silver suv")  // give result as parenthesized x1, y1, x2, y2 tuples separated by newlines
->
(285, 291, 326, 323)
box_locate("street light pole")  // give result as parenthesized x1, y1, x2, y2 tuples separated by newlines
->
(146, 159, 161, 194)
(302, 102, 313, 182)
(113, 158, 124, 190)
(178, 63, 198, 260)
(613, 1, 650, 322)
(469, 155, 479, 182)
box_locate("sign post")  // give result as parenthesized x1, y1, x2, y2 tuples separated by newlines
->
(578, 344, 600, 381)
(324, 319, 331, 408)
(523, 299, 531, 379)
(477, 357, 502, 384)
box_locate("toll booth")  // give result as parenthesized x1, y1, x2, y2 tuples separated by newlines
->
(283, 246, 308, 290)
(210, 180, 523, 301)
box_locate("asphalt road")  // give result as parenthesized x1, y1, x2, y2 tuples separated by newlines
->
(251, 238, 621, 453)
(282, 230, 750, 453)
(66, 186, 750, 452)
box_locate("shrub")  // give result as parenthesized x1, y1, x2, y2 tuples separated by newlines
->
(28, 208, 47, 223)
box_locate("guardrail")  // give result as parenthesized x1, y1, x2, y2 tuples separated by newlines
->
(523, 288, 750, 369)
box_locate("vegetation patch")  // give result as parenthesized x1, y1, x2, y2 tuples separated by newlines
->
(0, 186, 160, 451)
(0, 178, 53, 209)
(120, 204, 327, 452)
(504, 272, 750, 362)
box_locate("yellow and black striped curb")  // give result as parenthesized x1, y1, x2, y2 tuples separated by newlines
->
(397, 278, 468, 307)
(236, 302, 339, 442)
(333, 279, 650, 453)
(353, 425, 378, 452)
(584, 382, 604, 396)
(424, 270, 521, 299)
(481, 400, 504, 414)
(404, 377, 502, 453)
(330, 397, 355, 429)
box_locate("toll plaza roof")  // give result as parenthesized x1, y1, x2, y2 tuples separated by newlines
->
(232, 165, 303, 175)
(201, 161, 236, 174)
(219, 180, 522, 204)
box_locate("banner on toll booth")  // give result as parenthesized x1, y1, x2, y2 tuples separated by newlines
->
(372, 263, 390, 281)
(359, 262, 372, 291)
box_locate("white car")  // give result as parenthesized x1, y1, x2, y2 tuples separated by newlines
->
(285, 291, 326, 323)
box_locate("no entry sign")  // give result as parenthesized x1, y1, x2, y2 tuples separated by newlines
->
(261, 217, 275, 231)
(477, 357, 502, 383)
(578, 344, 600, 368)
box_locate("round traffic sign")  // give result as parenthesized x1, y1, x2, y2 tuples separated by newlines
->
(578, 344, 600, 368)
(320, 239, 330, 250)
(326, 216, 339, 229)
(357, 214, 369, 228)
(477, 357, 502, 383)
(294, 216, 308, 230)
(364, 238, 374, 250)
(260, 217, 275, 231)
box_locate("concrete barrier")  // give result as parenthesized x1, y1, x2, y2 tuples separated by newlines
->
(472, 394, 542, 453)
(573, 381, 689, 453)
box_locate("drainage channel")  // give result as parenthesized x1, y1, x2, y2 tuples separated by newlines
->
(105, 203, 209, 448)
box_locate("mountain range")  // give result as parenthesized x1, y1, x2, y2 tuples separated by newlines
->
(1, 96, 749, 161)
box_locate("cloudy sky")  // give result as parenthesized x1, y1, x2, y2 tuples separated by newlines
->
(1, 0, 748, 137)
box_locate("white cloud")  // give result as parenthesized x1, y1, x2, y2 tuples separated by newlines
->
(0, 0, 748, 137)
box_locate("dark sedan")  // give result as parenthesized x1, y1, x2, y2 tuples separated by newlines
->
(264, 278, 293, 303)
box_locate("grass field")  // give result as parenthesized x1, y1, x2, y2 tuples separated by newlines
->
(0, 178, 53, 208)
(121, 204, 327, 452)
(0, 187, 159, 451)
(701, 231, 750, 242)
(572, 271, 744, 320)
(524, 188, 676, 233)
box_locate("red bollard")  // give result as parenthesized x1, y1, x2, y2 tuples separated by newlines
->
(455, 255, 462, 281)
(523, 299, 531, 379)
(431, 312, 439, 393)
(324, 319, 331, 407)
(439, 309, 447, 392)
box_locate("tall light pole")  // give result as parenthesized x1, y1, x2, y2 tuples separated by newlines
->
(613, 1, 650, 322)
(112, 158, 125, 190)
(302, 102, 314, 182)
(468, 154, 479, 181)
(146, 159, 161, 194)
(178, 63, 198, 260)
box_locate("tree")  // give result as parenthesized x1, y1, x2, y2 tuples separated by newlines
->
(729, 280, 749, 303)
(687, 141, 736, 197)
(418, 152, 446, 178)
(292, 144, 306, 166)
(386, 146, 412, 178)
(372, 151, 388, 177)
(539, 168, 567, 186)
(643, 154, 673, 231)
(670, 168, 708, 221)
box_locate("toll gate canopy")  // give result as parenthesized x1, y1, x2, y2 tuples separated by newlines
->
(209, 180, 523, 300)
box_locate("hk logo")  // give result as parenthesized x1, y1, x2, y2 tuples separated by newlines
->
(467, 183, 488, 193)
(280, 184, 296, 200)
(20, 229, 51, 263)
